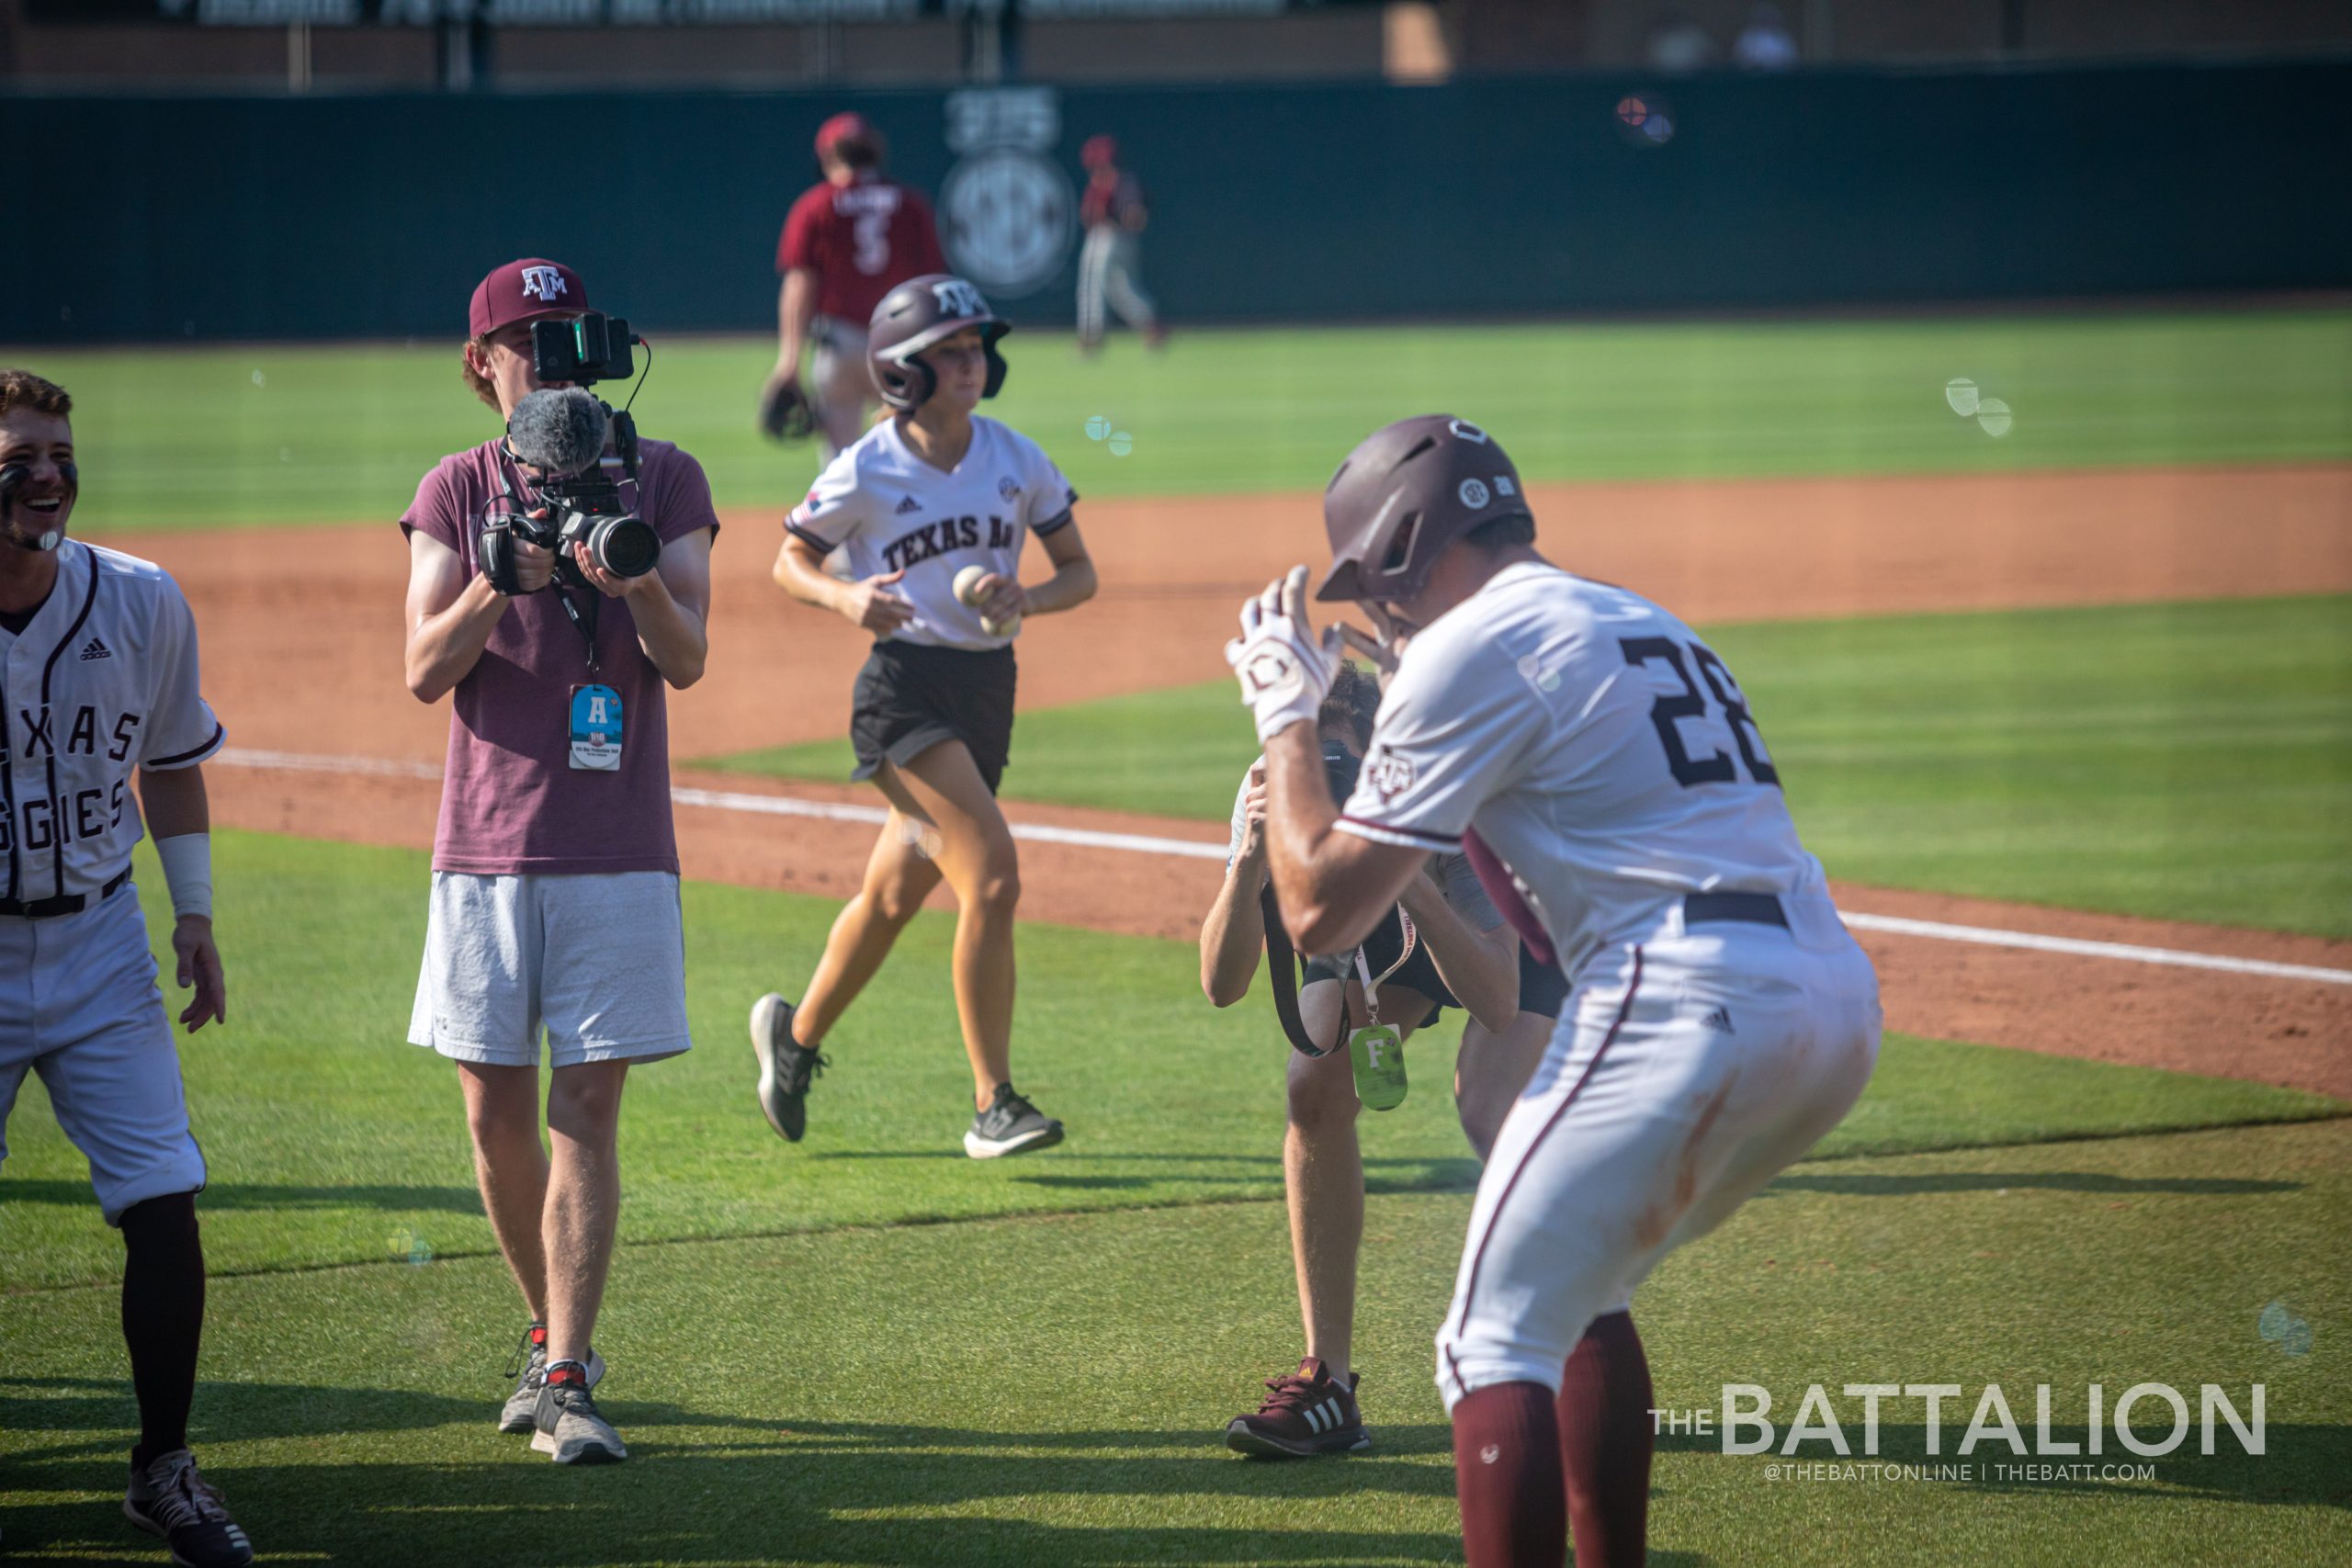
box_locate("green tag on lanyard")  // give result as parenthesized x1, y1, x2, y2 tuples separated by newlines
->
(1349, 1022, 1408, 1112)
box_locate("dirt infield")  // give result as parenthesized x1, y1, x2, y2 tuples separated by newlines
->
(120, 462, 2352, 1100)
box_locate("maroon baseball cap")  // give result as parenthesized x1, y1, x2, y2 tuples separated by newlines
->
(468, 258, 587, 339)
(815, 111, 875, 159)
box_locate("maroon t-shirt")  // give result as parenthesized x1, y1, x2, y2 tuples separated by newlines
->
(401, 436, 720, 877)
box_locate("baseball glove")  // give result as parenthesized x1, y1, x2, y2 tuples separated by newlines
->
(758, 373, 815, 442)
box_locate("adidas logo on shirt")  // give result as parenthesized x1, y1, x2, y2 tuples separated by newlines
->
(77, 637, 111, 661)
(895, 494, 923, 515)
(1701, 1004, 1735, 1033)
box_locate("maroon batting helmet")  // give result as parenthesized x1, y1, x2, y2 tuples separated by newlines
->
(1315, 414, 1531, 603)
(867, 274, 1010, 412)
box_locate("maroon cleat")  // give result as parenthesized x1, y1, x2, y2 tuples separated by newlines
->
(1225, 1357, 1370, 1457)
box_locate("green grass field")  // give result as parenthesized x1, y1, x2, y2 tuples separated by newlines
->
(2, 834, 2345, 1562)
(6, 310, 2349, 1565)
(32, 307, 2352, 532)
(707, 594, 2352, 939)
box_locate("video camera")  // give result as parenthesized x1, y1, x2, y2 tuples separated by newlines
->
(493, 382, 662, 591)
(516, 466, 662, 584)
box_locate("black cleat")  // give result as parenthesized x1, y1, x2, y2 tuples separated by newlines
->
(123, 1449, 254, 1567)
(751, 992, 828, 1143)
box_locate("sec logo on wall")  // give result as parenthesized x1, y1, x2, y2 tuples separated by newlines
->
(941, 87, 1077, 300)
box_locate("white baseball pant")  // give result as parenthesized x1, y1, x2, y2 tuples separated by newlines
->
(1436, 892, 1882, 1408)
(809, 314, 876, 461)
(1077, 227, 1158, 346)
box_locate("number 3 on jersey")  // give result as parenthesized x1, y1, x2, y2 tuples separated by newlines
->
(1618, 636, 1780, 788)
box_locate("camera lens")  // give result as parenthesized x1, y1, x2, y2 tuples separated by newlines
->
(586, 513, 662, 579)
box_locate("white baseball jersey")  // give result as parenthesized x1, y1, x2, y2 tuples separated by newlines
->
(786, 414, 1078, 651)
(1324, 562, 1883, 1413)
(1229, 759, 1502, 931)
(1336, 561, 1826, 977)
(0, 540, 224, 905)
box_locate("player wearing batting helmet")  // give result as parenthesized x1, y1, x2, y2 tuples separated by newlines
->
(751, 274, 1098, 1163)
(1227, 414, 1882, 1567)
(759, 111, 950, 459)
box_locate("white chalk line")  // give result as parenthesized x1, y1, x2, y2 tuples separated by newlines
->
(215, 747, 2352, 987)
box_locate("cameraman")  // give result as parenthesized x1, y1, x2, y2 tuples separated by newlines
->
(400, 257, 718, 1467)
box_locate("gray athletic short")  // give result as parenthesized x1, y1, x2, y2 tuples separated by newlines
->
(407, 870, 692, 1069)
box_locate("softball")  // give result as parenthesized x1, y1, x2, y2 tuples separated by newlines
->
(954, 563, 1020, 637)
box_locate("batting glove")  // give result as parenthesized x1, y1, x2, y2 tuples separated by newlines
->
(1227, 565, 1342, 742)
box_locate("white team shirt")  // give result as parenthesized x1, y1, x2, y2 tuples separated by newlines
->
(0, 541, 225, 905)
(1335, 562, 1825, 976)
(1229, 758, 1503, 931)
(786, 414, 1079, 650)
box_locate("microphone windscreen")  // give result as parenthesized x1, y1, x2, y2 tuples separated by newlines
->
(508, 388, 610, 478)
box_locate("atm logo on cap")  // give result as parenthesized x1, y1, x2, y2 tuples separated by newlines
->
(520, 266, 569, 302)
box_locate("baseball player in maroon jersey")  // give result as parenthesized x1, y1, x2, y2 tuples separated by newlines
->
(1075, 135, 1164, 355)
(759, 112, 950, 458)
(1228, 415, 1881, 1566)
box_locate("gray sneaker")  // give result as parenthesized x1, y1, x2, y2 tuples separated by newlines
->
(751, 992, 829, 1143)
(965, 1084, 1064, 1159)
(532, 1377, 627, 1465)
(499, 1325, 605, 1434)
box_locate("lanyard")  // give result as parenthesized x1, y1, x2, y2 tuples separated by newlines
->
(1347, 906, 1418, 1035)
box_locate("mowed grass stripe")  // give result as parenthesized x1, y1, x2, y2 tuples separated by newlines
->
(35, 308, 2352, 531)
(0, 830, 2337, 1293)
(707, 594, 2352, 939)
(4, 1120, 2346, 1565)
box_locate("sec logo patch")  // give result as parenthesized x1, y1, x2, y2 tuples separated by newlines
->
(1458, 478, 1490, 509)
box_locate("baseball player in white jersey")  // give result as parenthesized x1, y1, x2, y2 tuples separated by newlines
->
(0, 369, 251, 1568)
(1226, 414, 1881, 1568)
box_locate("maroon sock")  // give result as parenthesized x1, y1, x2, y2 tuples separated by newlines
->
(119, 1193, 205, 1472)
(1453, 1381, 1566, 1568)
(1556, 1311, 1654, 1568)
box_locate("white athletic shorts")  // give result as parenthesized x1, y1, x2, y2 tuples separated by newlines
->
(407, 870, 692, 1069)
(0, 883, 209, 1225)
(1435, 892, 1883, 1410)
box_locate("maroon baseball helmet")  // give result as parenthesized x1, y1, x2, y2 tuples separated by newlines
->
(1316, 415, 1532, 603)
(867, 274, 1010, 412)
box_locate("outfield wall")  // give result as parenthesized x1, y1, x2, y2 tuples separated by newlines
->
(7, 56, 2348, 344)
